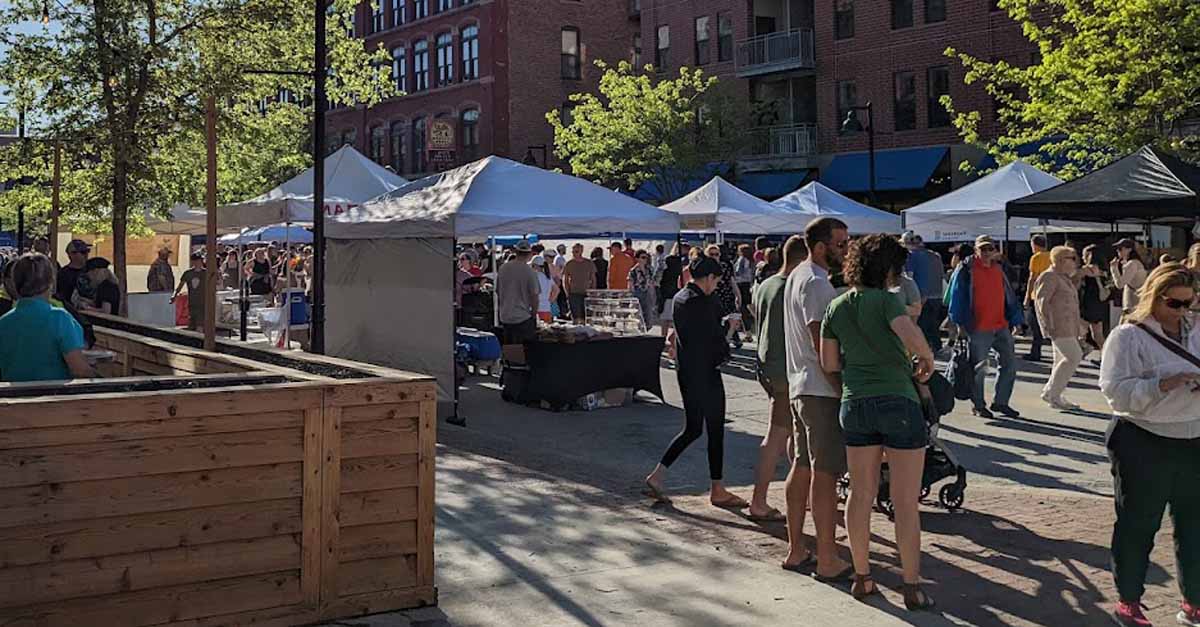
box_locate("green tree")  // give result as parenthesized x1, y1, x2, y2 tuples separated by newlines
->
(546, 61, 755, 205)
(0, 0, 393, 291)
(944, 0, 1200, 177)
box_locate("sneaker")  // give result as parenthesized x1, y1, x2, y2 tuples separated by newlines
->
(1113, 600, 1152, 626)
(1040, 393, 1080, 411)
(1056, 396, 1081, 410)
(971, 406, 994, 419)
(1179, 601, 1200, 626)
(990, 404, 1022, 418)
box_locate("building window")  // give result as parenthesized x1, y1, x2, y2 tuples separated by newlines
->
(437, 0, 452, 11)
(894, 71, 916, 131)
(834, 0, 854, 40)
(560, 27, 581, 80)
(891, 0, 913, 29)
(461, 108, 480, 161)
(632, 34, 642, 68)
(412, 117, 427, 173)
(414, 0, 427, 19)
(560, 101, 576, 127)
(391, 46, 407, 92)
(371, 2, 384, 33)
(369, 126, 385, 163)
(390, 121, 406, 172)
(655, 25, 669, 70)
(413, 39, 429, 91)
(436, 32, 454, 86)
(694, 16, 710, 66)
(836, 80, 857, 131)
(392, 0, 405, 26)
(717, 13, 732, 62)
(460, 25, 479, 80)
(927, 65, 951, 127)
(925, 0, 946, 23)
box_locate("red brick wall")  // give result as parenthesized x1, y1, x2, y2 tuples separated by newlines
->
(638, 0, 752, 104)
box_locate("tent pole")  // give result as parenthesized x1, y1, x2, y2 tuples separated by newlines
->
(449, 237, 465, 427)
(491, 236, 499, 330)
(239, 232, 249, 342)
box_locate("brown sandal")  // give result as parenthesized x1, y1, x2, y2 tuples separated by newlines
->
(903, 583, 936, 611)
(851, 573, 878, 601)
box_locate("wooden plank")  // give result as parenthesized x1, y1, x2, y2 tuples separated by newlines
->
(339, 522, 417, 562)
(0, 386, 323, 430)
(339, 488, 419, 527)
(318, 585, 437, 621)
(93, 361, 125, 378)
(335, 555, 418, 597)
(0, 534, 301, 608)
(0, 410, 302, 449)
(131, 357, 177, 376)
(0, 570, 301, 627)
(301, 408, 323, 607)
(319, 404, 342, 609)
(341, 401, 421, 424)
(341, 454, 420, 494)
(341, 417, 419, 459)
(417, 399, 436, 587)
(0, 498, 301, 568)
(0, 428, 304, 489)
(325, 381, 437, 407)
(156, 604, 313, 627)
(0, 462, 302, 529)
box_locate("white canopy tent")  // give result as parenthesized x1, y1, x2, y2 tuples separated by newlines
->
(324, 156, 681, 408)
(770, 182, 902, 234)
(145, 203, 218, 236)
(659, 176, 803, 234)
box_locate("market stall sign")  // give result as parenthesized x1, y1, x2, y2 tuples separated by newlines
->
(428, 120, 456, 172)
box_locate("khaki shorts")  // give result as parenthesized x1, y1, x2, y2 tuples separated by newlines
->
(792, 395, 848, 475)
(758, 372, 794, 429)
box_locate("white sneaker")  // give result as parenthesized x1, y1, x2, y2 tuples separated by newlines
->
(1041, 392, 1079, 411)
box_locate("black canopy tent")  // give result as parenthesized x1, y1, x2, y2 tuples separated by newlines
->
(1006, 146, 1200, 225)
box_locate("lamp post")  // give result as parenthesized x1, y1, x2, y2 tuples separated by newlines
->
(840, 102, 876, 205)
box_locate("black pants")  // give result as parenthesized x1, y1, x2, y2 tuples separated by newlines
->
(660, 371, 726, 480)
(502, 317, 537, 345)
(917, 298, 944, 352)
(1026, 304, 1044, 358)
(1108, 420, 1200, 604)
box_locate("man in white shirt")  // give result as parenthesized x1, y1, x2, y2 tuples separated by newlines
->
(781, 217, 851, 580)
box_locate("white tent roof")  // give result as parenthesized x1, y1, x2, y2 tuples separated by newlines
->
(145, 203, 219, 235)
(216, 146, 408, 229)
(660, 176, 802, 234)
(902, 161, 1086, 242)
(770, 182, 902, 234)
(327, 156, 680, 239)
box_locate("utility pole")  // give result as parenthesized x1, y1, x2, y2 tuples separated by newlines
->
(311, 0, 327, 354)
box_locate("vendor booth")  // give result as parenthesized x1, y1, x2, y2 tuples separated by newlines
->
(659, 176, 803, 234)
(326, 155, 681, 409)
(770, 181, 902, 234)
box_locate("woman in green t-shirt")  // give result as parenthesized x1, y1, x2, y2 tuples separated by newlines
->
(819, 234, 937, 611)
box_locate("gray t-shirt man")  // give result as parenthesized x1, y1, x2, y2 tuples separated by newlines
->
(497, 255, 540, 325)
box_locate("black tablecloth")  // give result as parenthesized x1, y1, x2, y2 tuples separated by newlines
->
(519, 335, 664, 407)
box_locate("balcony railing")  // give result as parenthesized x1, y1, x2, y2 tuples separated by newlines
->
(628, 0, 640, 17)
(745, 124, 817, 159)
(735, 29, 815, 77)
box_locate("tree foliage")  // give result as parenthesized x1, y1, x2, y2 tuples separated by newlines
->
(546, 61, 755, 205)
(944, 0, 1200, 177)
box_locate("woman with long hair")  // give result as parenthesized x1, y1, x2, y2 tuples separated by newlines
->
(531, 255, 558, 323)
(707, 244, 743, 348)
(629, 249, 655, 329)
(1111, 238, 1148, 314)
(1079, 245, 1110, 354)
(735, 243, 756, 333)
(590, 247, 609, 290)
(819, 234, 936, 611)
(1099, 262, 1200, 627)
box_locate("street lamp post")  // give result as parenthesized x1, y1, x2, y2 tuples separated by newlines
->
(840, 102, 876, 205)
(311, 0, 328, 354)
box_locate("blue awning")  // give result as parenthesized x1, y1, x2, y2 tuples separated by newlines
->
(628, 163, 733, 202)
(822, 146, 948, 193)
(735, 170, 812, 199)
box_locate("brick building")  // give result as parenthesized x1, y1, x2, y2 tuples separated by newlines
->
(325, 0, 639, 177)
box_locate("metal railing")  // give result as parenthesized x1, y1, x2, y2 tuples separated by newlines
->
(735, 29, 815, 76)
(745, 123, 817, 158)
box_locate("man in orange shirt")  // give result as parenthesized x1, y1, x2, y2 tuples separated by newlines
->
(608, 242, 636, 290)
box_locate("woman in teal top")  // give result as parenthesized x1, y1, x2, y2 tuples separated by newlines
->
(0, 253, 94, 382)
(819, 234, 936, 611)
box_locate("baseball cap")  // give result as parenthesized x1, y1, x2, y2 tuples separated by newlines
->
(974, 235, 997, 250)
(543, 249, 557, 258)
(84, 257, 111, 271)
(66, 239, 92, 254)
(1114, 237, 1137, 249)
(689, 256, 722, 279)
(514, 239, 532, 253)
(531, 255, 546, 267)
(900, 231, 922, 247)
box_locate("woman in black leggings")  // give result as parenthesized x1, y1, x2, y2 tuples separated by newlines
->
(645, 256, 746, 509)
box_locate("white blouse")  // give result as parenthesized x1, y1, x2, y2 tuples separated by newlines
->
(1099, 317, 1200, 439)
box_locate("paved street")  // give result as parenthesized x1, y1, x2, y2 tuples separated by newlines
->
(345, 336, 1182, 627)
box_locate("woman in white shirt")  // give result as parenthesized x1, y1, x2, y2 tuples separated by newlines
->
(1109, 238, 1148, 314)
(1099, 262, 1200, 627)
(530, 255, 557, 323)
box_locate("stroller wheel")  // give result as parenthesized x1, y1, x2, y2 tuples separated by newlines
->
(920, 485, 931, 500)
(939, 484, 965, 510)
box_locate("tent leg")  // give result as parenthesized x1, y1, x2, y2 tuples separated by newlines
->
(239, 236, 248, 342)
(449, 237, 466, 427)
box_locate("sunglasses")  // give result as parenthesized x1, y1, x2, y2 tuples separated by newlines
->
(1164, 297, 1192, 310)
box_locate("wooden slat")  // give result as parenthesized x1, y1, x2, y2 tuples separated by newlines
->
(325, 381, 437, 407)
(0, 428, 304, 489)
(340, 401, 421, 424)
(156, 604, 313, 627)
(319, 404, 342, 609)
(335, 555, 418, 597)
(339, 522, 417, 563)
(341, 418, 419, 459)
(0, 570, 301, 627)
(0, 498, 301, 568)
(93, 361, 125, 378)
(339, 488, 419, 527)
(0, 462, 302, 529)
(131, 357, 177, 376)
(341, 454, 419, 494)
(417, 399, 436, 587)
(0, 387, 323, 429)
(0, 534, 300, 608)
(301, 408, 323, 607)
(318, 585, 437, 622)
(0, 410, 303, 450)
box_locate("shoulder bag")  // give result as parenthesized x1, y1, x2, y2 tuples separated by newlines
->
(1134, 322, 1200, 370)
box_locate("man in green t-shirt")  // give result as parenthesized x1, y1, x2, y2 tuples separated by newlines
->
(748, 235, 808, 522)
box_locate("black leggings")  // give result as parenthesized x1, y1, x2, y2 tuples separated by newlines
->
(660, 372, 726, 481)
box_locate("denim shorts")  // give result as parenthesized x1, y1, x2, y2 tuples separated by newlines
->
(839, 395, 929, 450)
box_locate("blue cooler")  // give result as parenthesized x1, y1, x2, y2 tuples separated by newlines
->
(284, 289, 309, 325)
(455, 327, 501, 361)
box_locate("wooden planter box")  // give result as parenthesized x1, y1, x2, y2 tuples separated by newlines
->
(0, 321, 437, 626)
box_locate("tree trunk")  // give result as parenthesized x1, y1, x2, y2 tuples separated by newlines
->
(111, 154, 129, 315)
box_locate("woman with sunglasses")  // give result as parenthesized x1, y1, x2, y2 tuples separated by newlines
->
(628, 250, 655, 329)
(1033, 246, 1085, 411)
(1099, 262, 1200, 627)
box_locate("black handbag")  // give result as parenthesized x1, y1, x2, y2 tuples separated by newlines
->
(945, 336, 974, 401)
